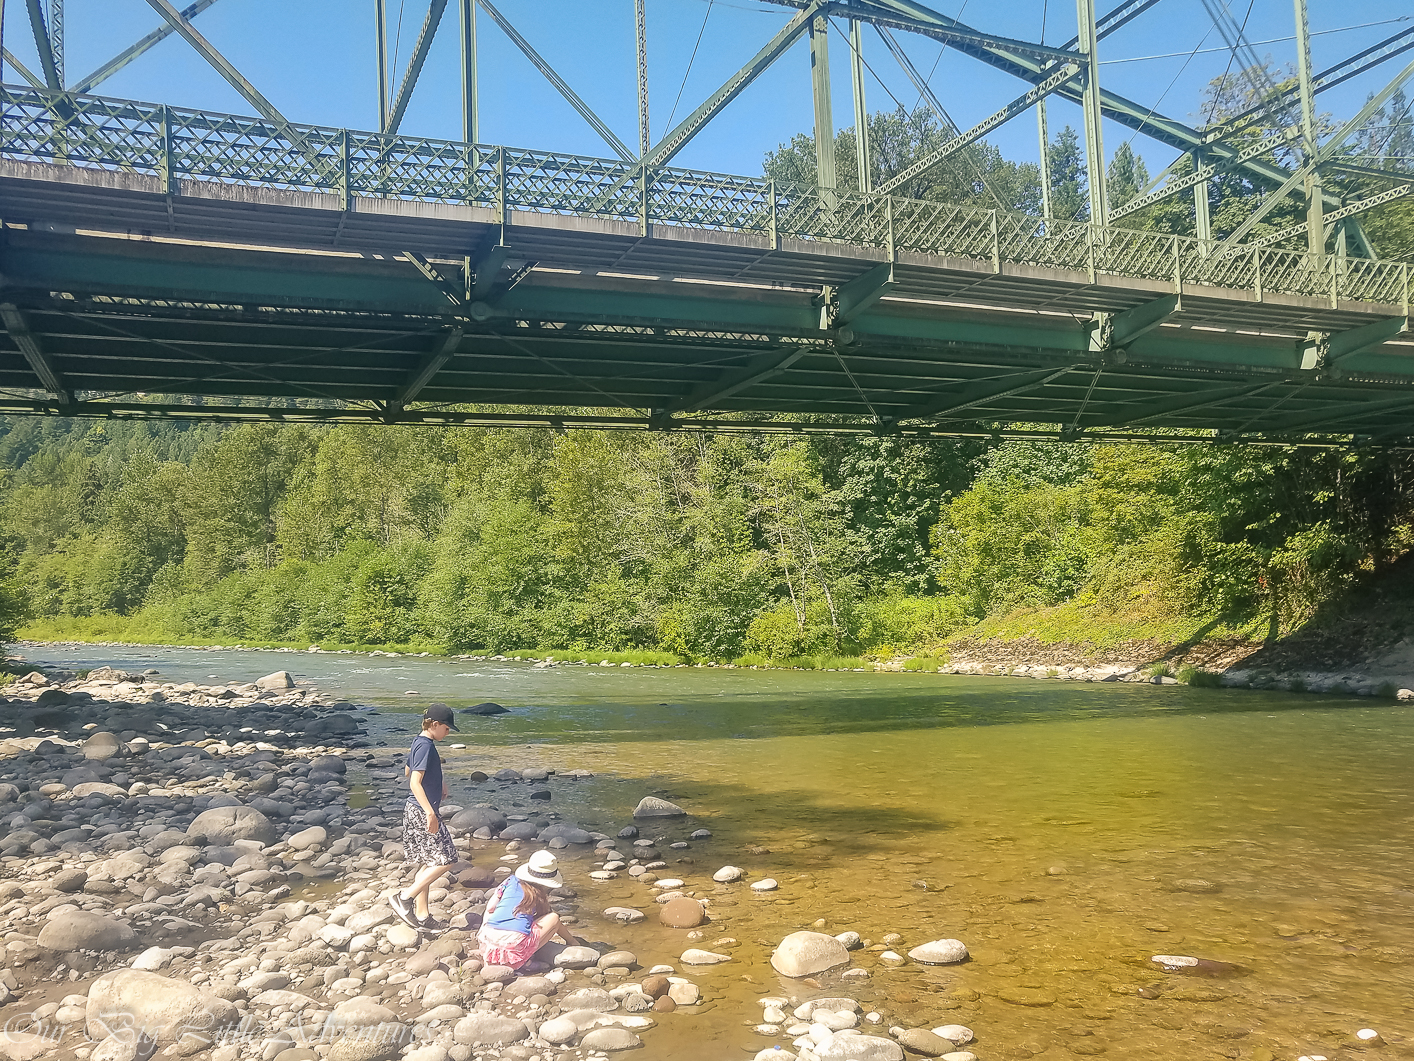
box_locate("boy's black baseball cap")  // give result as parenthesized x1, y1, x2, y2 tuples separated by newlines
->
(424, 703, 458, 729)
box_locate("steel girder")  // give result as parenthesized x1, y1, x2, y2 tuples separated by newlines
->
(3, 227, 1414, 443)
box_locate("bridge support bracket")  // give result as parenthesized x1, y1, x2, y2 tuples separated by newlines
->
(820, 263, 896, 331)
(1299, 315, 1408, 375)
(1087, 294, 1180, 362)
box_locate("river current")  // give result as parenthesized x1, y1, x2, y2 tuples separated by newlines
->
(15, 642, 1414, 1060)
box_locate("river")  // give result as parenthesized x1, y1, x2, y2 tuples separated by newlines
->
(16, 642, 1414, 1059)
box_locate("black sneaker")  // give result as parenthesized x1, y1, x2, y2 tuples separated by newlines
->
(418, 914, 448, 936)
(388, 891, 418, 930)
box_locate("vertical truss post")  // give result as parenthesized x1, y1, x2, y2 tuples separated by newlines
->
(885, 195, 895, 261)
(849, 19, 871, 191)
(338, 128, 351, 210)
(1254, 246, 1263, 300)
(49, 0, 62, 87)
(461, 0, 478, 143)
(635, 0, 649, 158)
(638, 163, 649, 236)
(810, 12, 835, 193)
(1074, 0, 1107, 226)
(768, 179, 779, 249)
(376, 0, 390, 132)
(1294, 0, 1323, 256)
(495, 144, 506, 225)
(159, 103, 175, 194)
(1191, 149, 1212, 246)
(1037, 97, 1053, 222)
(990, 209, 1000, 272)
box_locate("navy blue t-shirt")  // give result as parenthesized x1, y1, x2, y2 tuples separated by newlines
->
(406, 734, 443, 811)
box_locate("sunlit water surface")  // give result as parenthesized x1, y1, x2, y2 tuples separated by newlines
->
(20, 643, 1414, 1060)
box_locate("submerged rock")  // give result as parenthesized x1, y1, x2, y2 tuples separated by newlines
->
(633, 796, 686, 818)
(771, 931, 849, 977)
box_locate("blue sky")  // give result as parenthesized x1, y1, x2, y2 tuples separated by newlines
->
(3, 0, 1411, 179)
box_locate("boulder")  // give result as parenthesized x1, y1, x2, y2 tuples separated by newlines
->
(308, 754, 347, 774)
(187, 805, 276, 847)
(893, 1029, 956, 1057)
(712, 866, 743, 883)
(256, 671, 295, 691)
(86, 970, 238, 1044)
(287, 827, 327, 851)
(305, 714, 360, 739)
(813, 1035, 904, 1060)
(907, 939, 969, 965)
(538, 823, 594, 844)
(83, 732, 123, 761)
(632, 796, 686, 818)
(52, 868, 88, 893)
(38, 911, 136, 952)
(448, 807, 507, 835)
(681, 949, 731, 965)
(559, 987, 616, 1013)
(72, 782, 128, 798)
(538, 1016, 578, 1045)
(659, 897, 706, 928)
(604, 907, 646, 924)
(554, 946, 603, 969)
(770, 931, 849, 978)
(463, 702, 509, 715)
(451, 1014, 529, 1045)
(579, 1027, 641, 1051)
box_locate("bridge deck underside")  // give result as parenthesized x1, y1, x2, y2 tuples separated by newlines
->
(1, 166, 1413, 442)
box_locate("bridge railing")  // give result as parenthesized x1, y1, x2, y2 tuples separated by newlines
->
(2, 85, 1409, 310)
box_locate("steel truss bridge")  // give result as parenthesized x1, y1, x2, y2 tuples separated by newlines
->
(1, 0, 1413, 444)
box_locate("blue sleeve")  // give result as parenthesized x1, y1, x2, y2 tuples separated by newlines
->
(407, 736, 433, 774)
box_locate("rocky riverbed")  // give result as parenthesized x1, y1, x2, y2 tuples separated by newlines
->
(0, 668, 991, 1061)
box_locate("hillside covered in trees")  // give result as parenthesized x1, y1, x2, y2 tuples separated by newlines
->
(2, 70, 1412, 663)
(4, 415, 1414, 667)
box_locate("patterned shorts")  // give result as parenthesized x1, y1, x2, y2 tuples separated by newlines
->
(401, 796, 457, 867)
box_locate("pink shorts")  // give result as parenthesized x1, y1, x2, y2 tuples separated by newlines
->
(477, 925, 541, 969)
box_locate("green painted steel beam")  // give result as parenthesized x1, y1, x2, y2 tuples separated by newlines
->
(0, 301, 69, 401)
(386, 0, 449, 137)
(396, 325, 464, 405)
(24, 0, 60, 89)
(647, 2, 821, 168)
(886, 364, 1077, 423)
(71, 0, 220, 95)
(1, 47, 45, 88)
(876, 62, 1082, 196)
(476, 0, 633, 162)
(832, 264, 896, 326)
(1079, 381, 1281, 428)
(141, 0, 289, 127)
(797, 0, 1320, 200)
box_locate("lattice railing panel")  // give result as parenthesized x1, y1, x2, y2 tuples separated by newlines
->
(650, 170, 771, 232)
(1255, 248, 1330, 299)
(1339, 257, 1408, 305)
(1093, 228, 1179, 283)
(3, 85, 1410, 309)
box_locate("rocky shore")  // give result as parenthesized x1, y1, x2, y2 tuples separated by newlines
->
(928, 650, 1414, 700)
(0, 667, 990, 1061)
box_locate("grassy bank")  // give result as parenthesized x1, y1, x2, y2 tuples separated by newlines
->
(15, 619, 876, 671)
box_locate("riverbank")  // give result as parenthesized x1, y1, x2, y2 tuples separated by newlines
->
(12, 631, 1414, 704)
(0, 667, 991, 1061)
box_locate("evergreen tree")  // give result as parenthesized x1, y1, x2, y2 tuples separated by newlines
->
(1107, 141, 1149, 209)
(1048, 125, 1087, 221)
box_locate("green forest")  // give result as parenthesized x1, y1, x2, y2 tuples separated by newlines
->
(1, 71, 1412, 664)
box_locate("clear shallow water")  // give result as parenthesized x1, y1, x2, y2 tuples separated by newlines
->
(17, 643, 1414, 1059)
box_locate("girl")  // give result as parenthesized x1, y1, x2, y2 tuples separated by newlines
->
(389, 703, 458, 934)
(477, 850, 580, 969)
